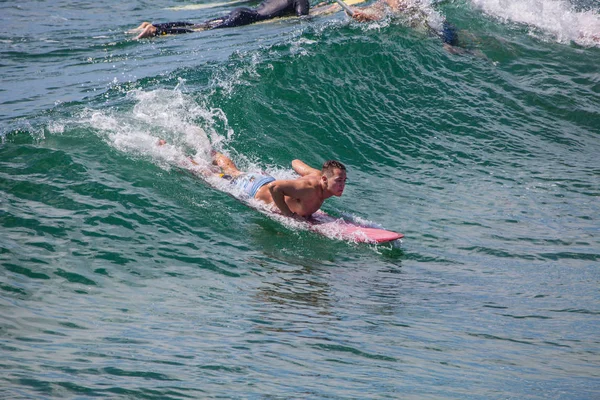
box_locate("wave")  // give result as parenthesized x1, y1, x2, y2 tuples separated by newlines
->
(470, 0, 600, 47)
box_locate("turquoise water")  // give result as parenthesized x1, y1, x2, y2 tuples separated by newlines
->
(1, 0, 599, 398)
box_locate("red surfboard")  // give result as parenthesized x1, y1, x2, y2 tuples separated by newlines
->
(307, 212, 404, 243)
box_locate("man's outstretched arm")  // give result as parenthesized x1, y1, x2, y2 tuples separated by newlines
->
(292, 159, 320, 176)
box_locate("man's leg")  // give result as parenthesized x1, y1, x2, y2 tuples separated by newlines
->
(136, 21, 196, 39)
(212, 152, 243, 177)
(206, 7, 261, 29)
(128, 21, 153, 33)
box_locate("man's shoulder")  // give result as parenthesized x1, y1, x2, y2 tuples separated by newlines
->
(295, 174, 321, 187)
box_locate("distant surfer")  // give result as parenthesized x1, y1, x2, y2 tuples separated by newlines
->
(348, 0, 460, 48)
(158, 140, 347, 218)
(131, 0, 309, 39)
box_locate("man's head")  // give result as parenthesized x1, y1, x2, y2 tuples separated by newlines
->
(321, 160, 347, 197)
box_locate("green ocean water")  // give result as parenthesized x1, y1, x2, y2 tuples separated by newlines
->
(1, 0, 599, 398)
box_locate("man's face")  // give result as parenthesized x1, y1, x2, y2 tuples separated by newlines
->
(325, 168, 347, 197)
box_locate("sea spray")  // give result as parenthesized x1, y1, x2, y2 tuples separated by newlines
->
(470, 0, 600, 46)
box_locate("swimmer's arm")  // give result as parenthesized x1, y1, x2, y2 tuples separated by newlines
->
(268, 179, 312, 217)
(292, 159, 320, 176)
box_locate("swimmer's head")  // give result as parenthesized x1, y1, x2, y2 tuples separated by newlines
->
(321, 160, 347, 196)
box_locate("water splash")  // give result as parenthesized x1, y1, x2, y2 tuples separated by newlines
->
(471, 0, 600, 47)
(81, 88, 232, 170)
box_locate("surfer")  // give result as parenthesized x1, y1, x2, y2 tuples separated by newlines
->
(349, 0, 459, 47)
(131, 0, 309, 39)
(211, 152, 346, 218)
(158, 140, 346, 218)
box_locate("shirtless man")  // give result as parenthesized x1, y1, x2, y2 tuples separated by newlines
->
(211, 152, 347, 218)
(157, 139, 347, 218)
(131, 0, 309, 39)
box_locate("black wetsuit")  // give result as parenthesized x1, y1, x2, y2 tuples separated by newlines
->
(440, 21, 458, 46)
(153, 0, 310, 35)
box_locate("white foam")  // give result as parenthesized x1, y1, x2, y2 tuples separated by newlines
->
(470, 0, 600, 47)
(47, 121, 65, 134)
(210, 52, 264, 97)
(81, 86, 284, 195)
(82, 87, 230, 172)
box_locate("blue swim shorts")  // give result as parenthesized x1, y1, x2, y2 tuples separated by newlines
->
(230, 173, 275, 198)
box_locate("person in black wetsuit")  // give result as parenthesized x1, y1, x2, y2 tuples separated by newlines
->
(131, 0, 310, 39)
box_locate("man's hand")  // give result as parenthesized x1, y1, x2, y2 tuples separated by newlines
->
(290, 212, 306, 220)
